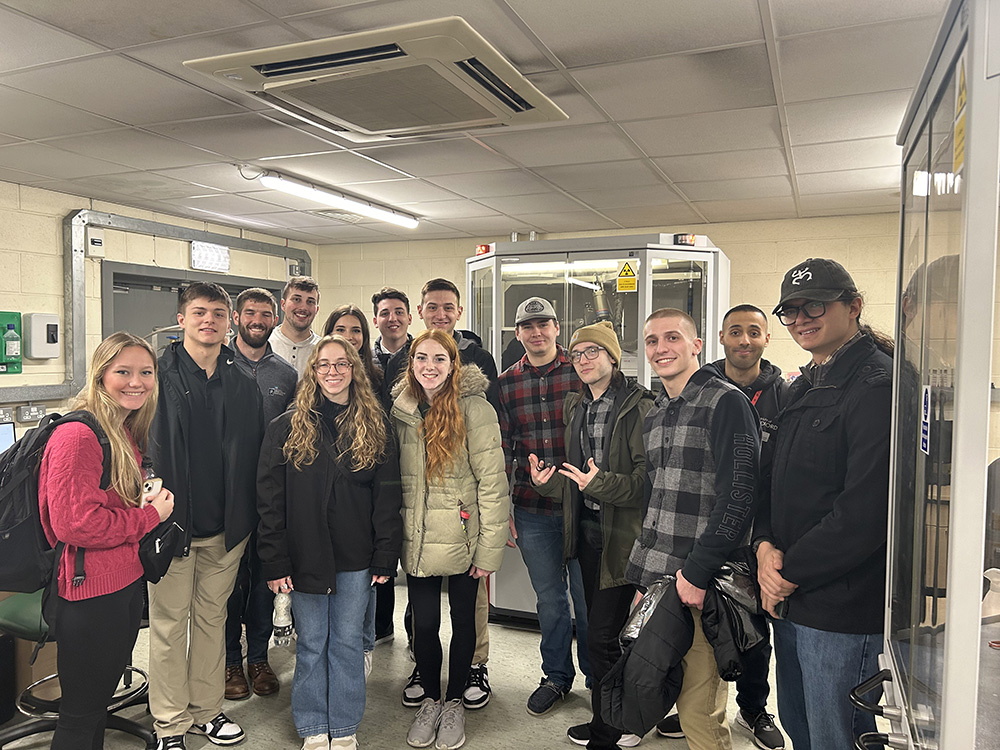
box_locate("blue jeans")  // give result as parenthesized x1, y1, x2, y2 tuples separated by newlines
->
(772, 618, 881, 750)
(362, 585, 376, 652)
(290, 571, 370, 739)
(514, 507, 591, 689)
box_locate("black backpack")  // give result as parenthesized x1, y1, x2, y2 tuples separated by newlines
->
(0, 411, 110, 595)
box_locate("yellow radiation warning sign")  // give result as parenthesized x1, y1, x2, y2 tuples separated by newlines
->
(954, 50, 967, 174)
(617, 261, 637, 293)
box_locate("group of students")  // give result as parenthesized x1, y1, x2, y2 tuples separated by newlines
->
(34, 255, 894, 750)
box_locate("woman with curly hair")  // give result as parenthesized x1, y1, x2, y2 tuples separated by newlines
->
(38, 332, 175, 750)
(257, 334, 402, 750)
(323, 304, 385, 401)
(391, 329, 507, 750)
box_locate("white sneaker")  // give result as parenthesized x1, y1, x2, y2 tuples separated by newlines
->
(329, 735, 358, 750)
(302, 735, 329, 750)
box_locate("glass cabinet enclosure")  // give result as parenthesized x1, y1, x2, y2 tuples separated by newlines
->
(466, 234, 730, 390)
(878, 0, 1000, 747)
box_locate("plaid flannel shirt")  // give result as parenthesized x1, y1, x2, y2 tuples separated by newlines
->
(498, 346, 580, 515)
(581, 388, 615, 511)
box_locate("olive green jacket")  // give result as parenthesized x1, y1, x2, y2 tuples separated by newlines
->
(536, 379, 654, 589)
(391, 365, 508, 577)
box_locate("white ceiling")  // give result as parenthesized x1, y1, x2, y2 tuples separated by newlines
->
(0, 0, 947, 243)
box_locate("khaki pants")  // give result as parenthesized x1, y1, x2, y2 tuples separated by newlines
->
(148, 533, 248, 737)
(472, 576, 489, 665)
(675, 607, 732, 750)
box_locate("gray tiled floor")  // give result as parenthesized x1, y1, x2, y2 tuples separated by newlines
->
(4, 581, 773, 749)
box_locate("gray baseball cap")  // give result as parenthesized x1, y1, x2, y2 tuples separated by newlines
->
(514, 297, 558, 325)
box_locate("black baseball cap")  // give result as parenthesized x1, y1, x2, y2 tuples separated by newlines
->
(773, 258, 858, 314)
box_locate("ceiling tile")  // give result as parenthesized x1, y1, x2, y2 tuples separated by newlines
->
(574, 184, 685, 210)
(653, 149, 789, 182)
(154, 163, 266, 193)
(340, 179, 456, 203)
(357, 139, 516, 177)
(231, 211, 339, 229)
(797, 166, 900, 194)
(771, 0, 947, 38)
(0, 7, 104, 72)
(599, 203, 704, 227)
(0, 166, 50, 184)
(437, 216, 541, 234)
(779, 17, 941, 102)
(162, 193, 288, 216)
(3, 0, 269, 48)
(798, 189, 899, 213)
(793, 137, 902, 174)
(572, 45, 775, 121)
(0, 142, 131, 179)
(0, 57, 243, 125)
(479, 192, 584, 214)
(425, 170, 551, 199)
(533, 160, 663, 192)
(294, 224, 398, 241)
(395, 200, 499, 219)
(0, 134, 22, 147)
(68, 172, 210, 200)
(149, 114, 339, 160)
(675, 175, 792, 202)
(0, 86, 121, 139)
(622, 108, 782, 157)
(284, 0, 556, 75)
(478, 123, 638, 167)
(693, 197, 797, 222)
(785, 90, 913, 145)
(521, 71, 606, 128)
(235, 188, 343, 211)
(507, 0, 763, 67)
(517, 211, 620, 233)
(46, 129, 220, 170)
(243, 0, 374, 15)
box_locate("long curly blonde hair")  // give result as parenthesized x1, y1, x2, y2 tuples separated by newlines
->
(283, 335, 387, 471)
(72, 332, 159, 507)
(405, 329, 467, 483)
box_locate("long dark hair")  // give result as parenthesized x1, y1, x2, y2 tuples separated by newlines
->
(323, 304, 384, 392)
(842, 291, 894, 357)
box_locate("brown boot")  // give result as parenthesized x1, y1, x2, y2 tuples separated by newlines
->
(224, 664, 250, 700)
(248, 661, 279, 696)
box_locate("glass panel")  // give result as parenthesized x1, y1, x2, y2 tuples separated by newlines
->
(469, 261, 495, 356)
(891, 60, 962, 749)
(565, 258, 640, 378)
(650, 257, 707, 390)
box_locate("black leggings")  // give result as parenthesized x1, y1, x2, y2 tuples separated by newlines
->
(51, 579, 144, 750)
(406, 571, 479, 702)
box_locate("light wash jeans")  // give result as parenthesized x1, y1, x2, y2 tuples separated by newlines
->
(514, 507, 591, 689)
(290, 570, 370, 738)
(771, 617, 882, 750)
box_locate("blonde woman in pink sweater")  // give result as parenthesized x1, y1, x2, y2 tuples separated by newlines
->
(38, 332, 174, 750)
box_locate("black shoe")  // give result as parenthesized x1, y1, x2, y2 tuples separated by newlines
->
(655, 713, 684, 738)
(156, 737, 187, 750)
(526, 678, 569, 716)
(462, 663, 491, 709)
(567, 724, 589, 746)
(374, 629, 394, 647)
(402, 666, 427, 707)
(189, 712, 245, 745)
(736, 709, 785, 750)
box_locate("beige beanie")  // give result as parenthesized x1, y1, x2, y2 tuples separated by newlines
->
(568, 321, 622, 365)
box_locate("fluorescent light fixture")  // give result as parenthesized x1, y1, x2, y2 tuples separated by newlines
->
(567, 276, 600, 291)
(259, 170, 419, 229)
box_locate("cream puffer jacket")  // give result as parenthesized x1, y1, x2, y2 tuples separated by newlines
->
(391, 365, 508, 577)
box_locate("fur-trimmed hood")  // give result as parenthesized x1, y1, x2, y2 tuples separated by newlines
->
(390, 362, 490, 413)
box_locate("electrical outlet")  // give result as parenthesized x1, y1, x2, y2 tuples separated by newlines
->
(0, 407, 13, 423)
(16, 405, 46, 423)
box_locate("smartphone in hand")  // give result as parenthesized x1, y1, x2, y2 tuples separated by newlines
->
(141, 477, 163, 506)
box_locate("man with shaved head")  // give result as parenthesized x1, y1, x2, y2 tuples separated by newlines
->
(626, 308, 761, 750)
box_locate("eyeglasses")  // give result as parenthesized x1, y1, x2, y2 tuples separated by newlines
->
(314, 361, 352, 374)
(569, 346, 605, 363)
(776, 301, 827, 326)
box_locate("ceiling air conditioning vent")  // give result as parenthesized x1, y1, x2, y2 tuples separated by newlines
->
(184, 17, 566, 140)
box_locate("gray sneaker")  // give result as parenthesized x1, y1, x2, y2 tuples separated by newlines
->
(407, 698, 442, 748)
(434, 699, 465, 750)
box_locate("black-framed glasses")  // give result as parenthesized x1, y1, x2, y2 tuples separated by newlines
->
(569, 345, 605, 363)
(314, 361, 352, 374)
(776, 301, 827, 326)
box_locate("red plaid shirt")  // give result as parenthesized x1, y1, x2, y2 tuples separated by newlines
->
(498, 346, 580, 515)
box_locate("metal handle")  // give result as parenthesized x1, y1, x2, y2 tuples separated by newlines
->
(849, 668, 892, 716)
(855, 731, 889, 749)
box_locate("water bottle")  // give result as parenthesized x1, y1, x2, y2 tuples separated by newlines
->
(3, 324, 19, 359)
(272, 591, 293, 647)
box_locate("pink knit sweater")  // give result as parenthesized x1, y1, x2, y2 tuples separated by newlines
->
(38, 420, 161, 601)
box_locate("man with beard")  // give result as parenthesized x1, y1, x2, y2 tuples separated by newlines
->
(269, 276, 321, 378)
(223, 288, 297, 702)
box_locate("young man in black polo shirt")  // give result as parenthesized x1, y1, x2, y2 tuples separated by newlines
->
(148, 282, 265, 750)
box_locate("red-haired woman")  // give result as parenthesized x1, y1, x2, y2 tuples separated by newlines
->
(391, 329, 507, 750)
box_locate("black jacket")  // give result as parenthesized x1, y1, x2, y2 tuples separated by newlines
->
(601, 574, 765, 736)
(754, 335, 892, 633)
(382, 330, 500, 412)
(150, 342, 265, 555)
(256, 406, 403, 595)
(712, 357, 789, 455)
